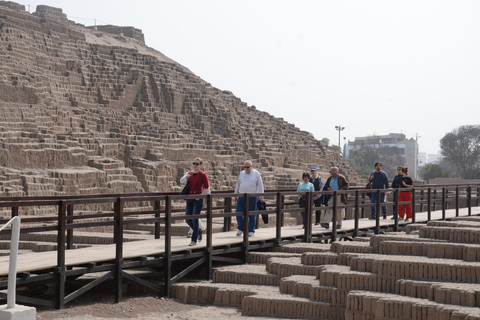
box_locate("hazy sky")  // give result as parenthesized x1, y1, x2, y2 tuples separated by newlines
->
(12, 0, 480, 155)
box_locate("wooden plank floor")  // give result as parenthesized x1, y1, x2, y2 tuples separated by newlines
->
(0, 207, 479, 277)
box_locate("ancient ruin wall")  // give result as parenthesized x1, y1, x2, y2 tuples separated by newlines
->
(0, 2, 358, 204)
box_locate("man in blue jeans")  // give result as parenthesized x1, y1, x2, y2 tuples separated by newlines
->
(235, 160, 265, 237)
(369, 162, 389, 219)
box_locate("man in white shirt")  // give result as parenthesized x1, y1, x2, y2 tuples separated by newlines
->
(235, 160, 265, 237)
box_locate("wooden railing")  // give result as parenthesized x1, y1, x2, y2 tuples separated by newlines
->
(0, 183, 478, 308)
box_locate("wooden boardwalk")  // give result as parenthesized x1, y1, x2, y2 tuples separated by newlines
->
(1, 206, 478, 278)
(0, 185, 478, 308)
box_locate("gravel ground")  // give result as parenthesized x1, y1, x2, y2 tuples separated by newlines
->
(35, 294, 290, 320)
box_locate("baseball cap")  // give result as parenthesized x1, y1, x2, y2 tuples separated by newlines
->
(310, 167, 317, 171)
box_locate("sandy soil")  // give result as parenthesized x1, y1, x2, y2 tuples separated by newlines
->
(36, 295, 288, 320)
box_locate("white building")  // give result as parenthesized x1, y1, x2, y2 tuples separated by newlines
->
(345, 133, 419, 178)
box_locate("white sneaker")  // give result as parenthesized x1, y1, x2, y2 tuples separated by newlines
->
(404, 218, 410, 222)
(236, 230, 243, 236)
(188, 241, 196, 246)
(248, 232, 254, 237)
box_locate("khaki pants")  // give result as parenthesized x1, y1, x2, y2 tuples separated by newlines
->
(320, 194, 345, 226)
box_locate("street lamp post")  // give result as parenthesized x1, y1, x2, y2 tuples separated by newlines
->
(335, 125, 345, 149)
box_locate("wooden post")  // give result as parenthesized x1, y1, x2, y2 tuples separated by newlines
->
(275, 192, 282, 245)
(114, 197, 124, 303)
(360, 192, 366, 218)
(243, 194, 249, 264)
(455, 186, 459, 217)
(442, 187, 446, 220)
(427, 188, 432, 221)
(420, 189, 424, 212)
(206, 194, 213, 280)
(11, 206, 18, 218)
(280, 195, 285, 226)
(304, 192, 312, 243)
(393, 189, 399, 231)
(375, 190, 380, 234)
(224, 196, 232, 232)
(66, 204, 74, 249)
(468, 186, 472, 216)
(477, 187, 480, 207)
(164, 196, 172, 297)
(331, 191, 337, 242)
(154, 200, 161, 239)
(411, 188, 416, 223)
(56, 201, 67, 309)
(352, 190, 358, 237)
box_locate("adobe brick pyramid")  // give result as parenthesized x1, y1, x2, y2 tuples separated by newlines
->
(0, 2, 358, 202)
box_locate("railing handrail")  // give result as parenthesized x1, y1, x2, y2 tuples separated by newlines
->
(1, 216, 21, 309)
(0, 183, 478, 308)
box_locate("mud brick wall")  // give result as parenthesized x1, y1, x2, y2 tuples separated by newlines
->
(0, 1, 359, 216)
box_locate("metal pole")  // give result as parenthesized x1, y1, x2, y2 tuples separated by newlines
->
(335, 125, 345, 149)
(7, 217, 20, 308)
(338, 128, 341, 148)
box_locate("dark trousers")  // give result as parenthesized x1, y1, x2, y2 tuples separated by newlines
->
(185, 199, 204, 243)
(236, 196, 258, 233)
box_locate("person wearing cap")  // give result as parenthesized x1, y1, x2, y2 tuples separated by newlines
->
(309, 166, 324, 225)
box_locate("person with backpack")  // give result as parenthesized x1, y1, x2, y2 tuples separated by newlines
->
(180, 158, 210, 246)
(390, 166, 403, 220)
(399, 166, 414, 221)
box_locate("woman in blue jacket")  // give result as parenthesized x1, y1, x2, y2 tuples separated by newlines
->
(297, 172, 315, 228)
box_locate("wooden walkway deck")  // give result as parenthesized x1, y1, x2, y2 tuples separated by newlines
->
(0, 185, 478, 308)
(1, 206, 478, 278)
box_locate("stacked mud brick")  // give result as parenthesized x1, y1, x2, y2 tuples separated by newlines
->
(0, 1, 362, 256)
(171, 216, 480, 319)
(0, 0, 359, 216)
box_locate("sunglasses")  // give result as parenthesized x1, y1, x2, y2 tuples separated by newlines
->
(244, 166, 251, 168)
(192, 162, 200, 166)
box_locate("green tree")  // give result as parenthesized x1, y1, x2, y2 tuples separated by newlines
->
(438, 158, 459, 178)
(330, 145, 341, 153)
(321, 138, 330, 146)
(440, 125, 480, 179)
(375, 146, 408, 177)
(347, 145, 406, 177)
(347, 146, 378, 176)
(420, 163, 448, 183)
